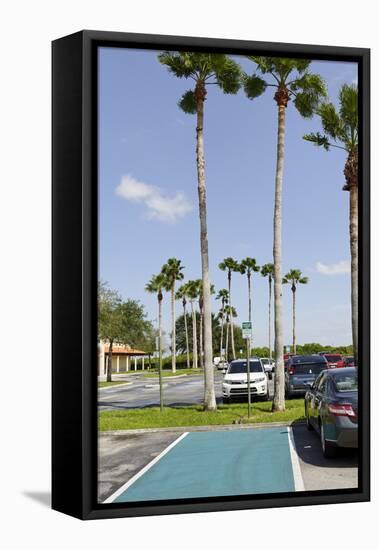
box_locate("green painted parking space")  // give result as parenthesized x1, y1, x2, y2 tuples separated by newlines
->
(110, 427, 298, 503)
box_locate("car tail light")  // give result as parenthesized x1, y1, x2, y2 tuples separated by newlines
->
(288, 367, 295, 375)
(328, 403, 356, 418)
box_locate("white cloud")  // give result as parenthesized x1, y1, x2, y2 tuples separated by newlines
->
(316, 260, 350, 275)
(115, 175, 192, 223)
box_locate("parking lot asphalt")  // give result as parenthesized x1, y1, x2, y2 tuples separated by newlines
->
(98, 423, 358, 503)
(98, 371, 274, 410)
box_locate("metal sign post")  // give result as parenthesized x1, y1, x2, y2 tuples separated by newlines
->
(242, 322, 252, 418)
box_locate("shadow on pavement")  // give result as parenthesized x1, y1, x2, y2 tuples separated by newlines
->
(291, 423, 358, 469)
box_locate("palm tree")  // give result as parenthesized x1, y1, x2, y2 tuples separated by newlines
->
(224, 305, 237, 361)
(239, 257, 260, 323)
(282, 269, 309, 355)
(216, 289, 229, 359)
(176, 282, 191, 369)
(303, 84, 358, 360)
(261, 263, 275, 361)
(219, 257, 240, 359)
(161, 258, 184, 373)
(159, 53, 241, 411)
(243, 58, 326, 411)
(186, 279, 201, 370)
(145, 273, 166, 411)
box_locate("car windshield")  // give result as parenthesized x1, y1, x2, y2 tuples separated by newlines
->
(290, 363, 325, 375)
(333, 373, 358, 392)
(325, 354, 342, 361)
(228, 361, 263, 374)
(344, 357, 355, 365)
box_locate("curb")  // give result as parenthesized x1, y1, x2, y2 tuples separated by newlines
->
(142, 374, 190, 381)
(100, 420, 306, 436)
(98, 382, 133, 391)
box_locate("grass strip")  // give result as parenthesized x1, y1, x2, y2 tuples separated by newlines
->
(99, 400, 305, 431)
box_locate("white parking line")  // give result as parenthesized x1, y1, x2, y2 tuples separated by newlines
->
(103, 432, 189, 503)
(287, 427, 305, 491)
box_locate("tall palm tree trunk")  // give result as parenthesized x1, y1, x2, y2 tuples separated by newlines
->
(199, 306, 204, 369)
(272, 90, 287, 412)
(183, 301, 190, 369)
(195, 83, 216, 410)
(158, 296, 163, 411)
(171, 285, 176, 373)
(228, 275, 236, 359)
(191, 301, 198, 369)
(292, 287, 296, 355)
(106, 338, 113, 382)
(225, 316, 229, 362)
(268, 276, 272, 361)
(350, 183, 358, 360)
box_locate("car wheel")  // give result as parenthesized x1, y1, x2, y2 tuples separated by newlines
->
(320, 421, 337, 458)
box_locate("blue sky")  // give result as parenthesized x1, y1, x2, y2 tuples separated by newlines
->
(98, 47, 357, 348)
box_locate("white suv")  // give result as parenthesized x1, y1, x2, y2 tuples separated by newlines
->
(222, 358, 269, 403)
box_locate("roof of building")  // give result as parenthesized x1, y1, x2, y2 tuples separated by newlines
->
(103, 343, 147, 356)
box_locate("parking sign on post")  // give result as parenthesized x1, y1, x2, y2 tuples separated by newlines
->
(242, 321, 252, 340)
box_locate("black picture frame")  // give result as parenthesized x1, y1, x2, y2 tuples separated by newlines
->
(52, 30, 370, 520)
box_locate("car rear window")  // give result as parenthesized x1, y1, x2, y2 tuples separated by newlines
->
(290, 363, 325, 375)
(228, 361, 263, 374)
(325, 354, 342, 361)
(333, 373, 358, 392)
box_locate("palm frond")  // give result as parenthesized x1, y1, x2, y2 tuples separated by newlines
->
(158, 52, 195, 78)
(318, 102, 342, 140)
(213, 56, 241, 94)
(292, 74, 327, 118)
(339, 84, 358, 132)
(178, 90, 197, 114)
(303, 132, 331, 150)
(243, 74, 267, 99)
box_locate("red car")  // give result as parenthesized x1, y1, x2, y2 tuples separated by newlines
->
(323, 353, 344, 369)
(343, 355, 356, 368)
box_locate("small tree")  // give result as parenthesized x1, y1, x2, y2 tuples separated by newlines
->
(282, 269, 309, 355)
(145, 273, 167, 411)
(239, 257, 260, 323)
(98, 282, 122, 382)
(161, 258, 184, 373)
(224, 304, 237, 361)
(176, 282, 191, 369)
(261, 263, 275, 361)
(216, 288, 229, 359)
(219, 257, 240, 359)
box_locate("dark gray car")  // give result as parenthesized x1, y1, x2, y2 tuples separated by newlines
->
(285, 355, 328, 398)
(304, 367, 358, 457)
